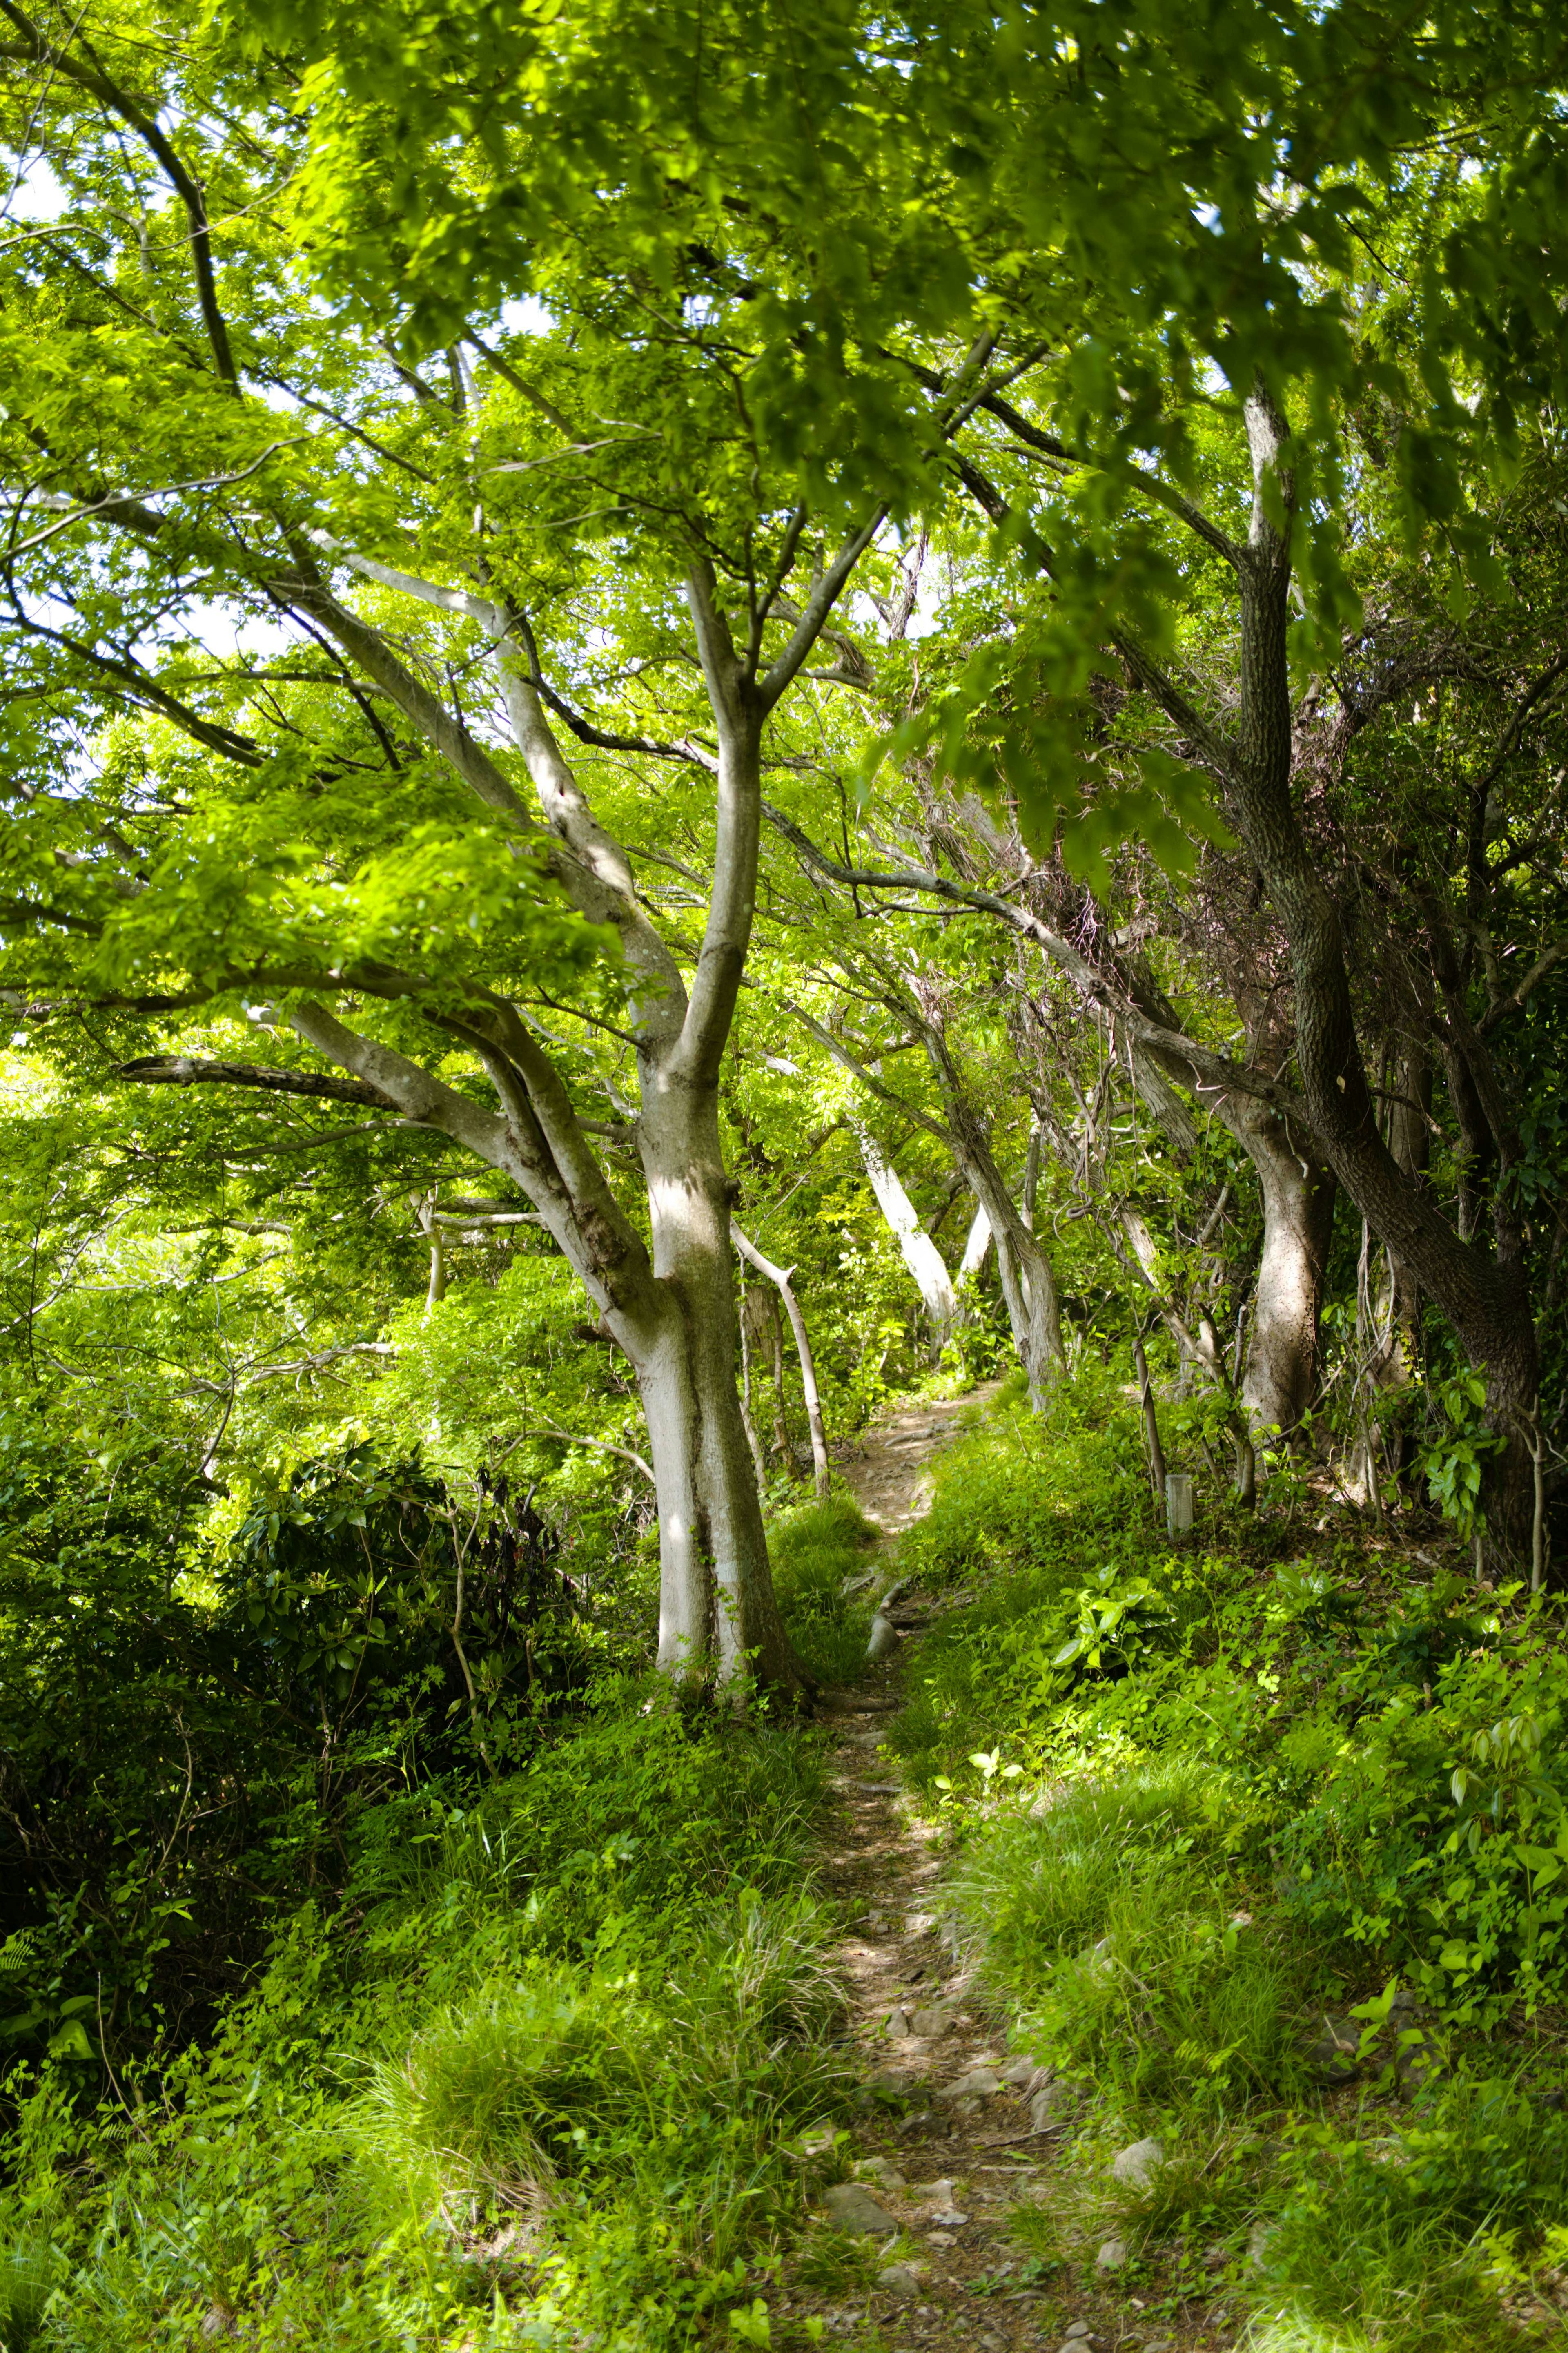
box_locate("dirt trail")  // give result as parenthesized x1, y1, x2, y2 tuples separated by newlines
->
(782, 1389, 1194, 2353)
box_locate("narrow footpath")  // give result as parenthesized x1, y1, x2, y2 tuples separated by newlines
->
(777, 1388, 1205, 2353)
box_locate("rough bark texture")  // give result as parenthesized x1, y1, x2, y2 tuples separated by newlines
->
(1198, 389, 1539, 1559)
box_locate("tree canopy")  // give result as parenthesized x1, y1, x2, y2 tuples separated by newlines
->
(3, 4, 1568, 2340)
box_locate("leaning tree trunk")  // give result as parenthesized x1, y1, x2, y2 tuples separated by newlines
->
(1205, 385, 1541, 1566)
(856, 1124, 964, 1352)
(1228, 1099, 1337, 1438)
(958, 1200, 992, 1283)
(962, 1148, 1065, 1404)
(932, 1063, 1065, 1405)
(733, 1221, 831, 1497)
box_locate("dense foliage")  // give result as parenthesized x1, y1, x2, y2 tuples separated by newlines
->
(2, 0, 1568, 2346)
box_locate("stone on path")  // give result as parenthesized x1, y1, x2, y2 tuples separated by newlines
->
(824, 2182, 898, 2237)
(1110, 2136, 1164, 2188)
(1000, 2056, 1038, 2086)
(886, 2007, 912, 2038)
(1029, 2082, 1065, 2131)
(908, 2007, 951, 2038)
(1096, 2237, 1129, 2272)
(859, 2157, 907, 2188)
(876, 2264, 921, 2296)
(936, 2065, 1002, 2101)
(866, 1614, 898, 1660)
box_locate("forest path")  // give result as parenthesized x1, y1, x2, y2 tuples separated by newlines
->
(783, 1391, 1165, 2353)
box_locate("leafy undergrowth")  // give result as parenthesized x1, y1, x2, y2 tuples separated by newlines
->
(891, 1381, 1568, 2351)
(769, 1492, 882, 1684)
(0, 1506, 875, 2353)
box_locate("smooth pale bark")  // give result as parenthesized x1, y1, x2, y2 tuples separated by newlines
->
(793, 997, 1066, 1406)
(933, 1050, 1065, 1405)
(1020, 1122, 1043, 1228)
(732, 1221, 830, 1497)
(267, 547, 894, 1696)
(958, 1203, 992, 1280)
(412, 1189, 446, 1318)
(953, 1124, 1065, 1404)
(856, 1125, 964, 1350)
(735, 1273, 771, 1502)
(1227, 1100, 1337, 1437)
(1125, 1036, 1335, 1449)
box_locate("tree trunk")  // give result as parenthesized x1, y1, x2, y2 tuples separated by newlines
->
(963, 1147, 1065, 1404)
(630, 1130, 805, 1693)
(958, 1200, 992, 1282)
(735, 1272, 770, 1502)
(918, 1030, 1065, 1403)
(856, 1124, 963, 1351)
(732, 1221, 831, 1497)
(412, 1189, 445, 1317)
(1210, 385, 1541, 1566)
(1229, 1100, 1337, 1437)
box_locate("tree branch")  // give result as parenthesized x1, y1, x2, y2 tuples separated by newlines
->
(116, 1054, 392, 1105)
(763, 802, 1306, 1122)
(0, 5, 239, 390)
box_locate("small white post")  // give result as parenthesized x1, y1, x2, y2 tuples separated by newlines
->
(1165, 1472, 1194, 1538)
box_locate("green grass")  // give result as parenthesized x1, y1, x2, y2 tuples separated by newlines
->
(0, 1695, 851, 2353)
(880, 1390, 1568, 2353)
(769, 1491, 882, 1684)
(948, 1771, 1312, 2114)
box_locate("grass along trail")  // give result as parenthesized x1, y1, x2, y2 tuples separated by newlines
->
(784, 1389, 1209, 2353)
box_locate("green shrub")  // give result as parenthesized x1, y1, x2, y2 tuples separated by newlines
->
(1251, 2082, 1568, 2351)
(0, 1690, 845, 2353)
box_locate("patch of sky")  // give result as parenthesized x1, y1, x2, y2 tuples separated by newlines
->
(1, 155, 66, 224)
(497, 295, 552, 339)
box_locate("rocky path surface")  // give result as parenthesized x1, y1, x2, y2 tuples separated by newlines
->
(773, 1389, 1213, 2353)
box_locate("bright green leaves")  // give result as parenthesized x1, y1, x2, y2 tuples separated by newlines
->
(866, 499, 1235, 892)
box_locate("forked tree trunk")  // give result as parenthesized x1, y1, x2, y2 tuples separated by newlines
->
(630, 1097, 803, 1688)
(119, 501, 888, 1695)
